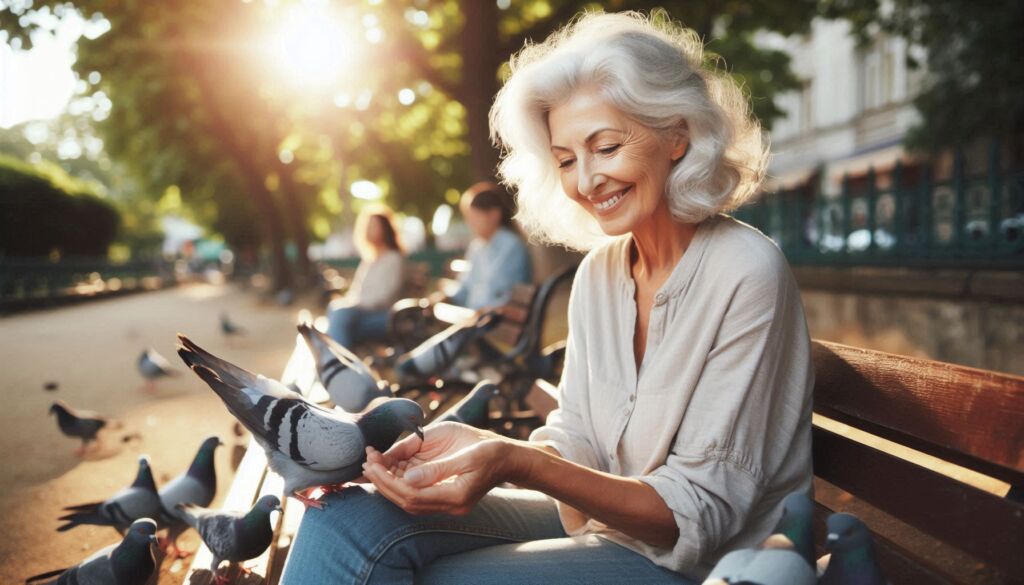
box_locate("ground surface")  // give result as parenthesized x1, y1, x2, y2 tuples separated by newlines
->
(0, 282, 314, 583)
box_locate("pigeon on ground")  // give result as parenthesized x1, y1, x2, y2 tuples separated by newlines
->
(25, 518, 158, 585)
(43, 381, 59, 392)
(395, 310, 502, 383)
(220, 312, 244, 336)
(57, 455, 163, 533)
(137, 348, 177, 392)
(297, 322, 391, 412)
(158, 436, 222, 558)
(818, 513, 888, 585)
(177, 495, 280, 583)
(701, 492, 817, 585)
(436, 381, 498, 427)
(49, 401, 114, 456)
(177, 334, 425, 508)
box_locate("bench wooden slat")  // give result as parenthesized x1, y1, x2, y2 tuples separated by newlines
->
(524, 379, 559, 421)
(509, 283, 538, 307)
(812, 424, 1024, 579)
(812, 340, 1024, 484)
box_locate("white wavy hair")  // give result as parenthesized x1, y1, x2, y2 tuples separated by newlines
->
(490, 11, 769, 251)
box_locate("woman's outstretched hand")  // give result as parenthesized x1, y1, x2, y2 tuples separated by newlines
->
(362, 421, 525, 515)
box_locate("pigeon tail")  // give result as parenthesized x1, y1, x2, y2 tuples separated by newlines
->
(24, 566, 68, 583)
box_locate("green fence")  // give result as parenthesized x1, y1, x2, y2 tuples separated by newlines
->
(734, 143, 1024, 269)
(0, 257, 174, 311)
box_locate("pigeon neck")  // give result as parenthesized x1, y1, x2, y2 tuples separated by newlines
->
(110, 537, 155, 580)
(187, 446, 217, 486)
(132, 465, 158, 492)
(357, 410, 403, 453)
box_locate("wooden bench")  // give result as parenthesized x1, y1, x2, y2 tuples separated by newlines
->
(524, 340, 1024, 585)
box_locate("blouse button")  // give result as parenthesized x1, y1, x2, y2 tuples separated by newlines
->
(629, 394, 635, 402)
(654, 293, 667, 306)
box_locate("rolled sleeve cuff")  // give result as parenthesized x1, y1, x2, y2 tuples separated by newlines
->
(529, 424, 600, 470)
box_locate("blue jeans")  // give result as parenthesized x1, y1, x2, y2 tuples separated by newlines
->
(327, 306, 390, 348)
(280, 486, 697, 585)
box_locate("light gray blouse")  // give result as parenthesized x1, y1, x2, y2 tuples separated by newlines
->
(530, 214, 814, 579)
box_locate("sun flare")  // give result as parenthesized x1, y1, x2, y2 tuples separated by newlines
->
(267, 4, 361, 89)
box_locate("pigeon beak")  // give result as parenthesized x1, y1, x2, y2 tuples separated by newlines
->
(148, 534, 159, 544)
(415, 426, 424, 440)
(826, 533, 839, 548)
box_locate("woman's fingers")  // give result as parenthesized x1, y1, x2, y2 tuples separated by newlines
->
(380, 432, 424, 464)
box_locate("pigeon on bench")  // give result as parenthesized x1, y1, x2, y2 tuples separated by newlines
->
(25, 518, 158, 585)
(702, 492, 817, 585)
(49, 401, 116, 456)
(57, 455, 163, 534)
(137, 348, 177, 392)
(818, 512, 888, 585)
(436, 381, 499, 428)
(177, 334, 425, 508)
(177, 495, 281, 585)
(297, 322, 391, 412)
(395, 310, 502, 384)
(158, 435, 222, 558)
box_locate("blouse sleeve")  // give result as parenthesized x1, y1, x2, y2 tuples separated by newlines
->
(529, 259, 601, 470)
(635, 256, 813, 569)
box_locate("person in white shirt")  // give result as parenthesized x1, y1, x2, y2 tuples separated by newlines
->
(326, 204, 406, 348)
(282, 12, 813, 585)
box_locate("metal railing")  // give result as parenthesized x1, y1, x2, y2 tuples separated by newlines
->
(0, 257, 174, 311)
(735, 143, 1024, 269)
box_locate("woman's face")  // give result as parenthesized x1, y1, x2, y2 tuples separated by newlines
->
(460, 200, 500, 239)
(548, 87, 687, 237)
(365, 215, 386, 245)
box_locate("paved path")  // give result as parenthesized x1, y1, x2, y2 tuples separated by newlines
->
(0, 282, 316, 582)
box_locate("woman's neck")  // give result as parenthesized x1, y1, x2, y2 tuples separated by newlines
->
(629, 202, 698, 283)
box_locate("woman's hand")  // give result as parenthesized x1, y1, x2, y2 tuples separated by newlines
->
(362, 421, 525, 515)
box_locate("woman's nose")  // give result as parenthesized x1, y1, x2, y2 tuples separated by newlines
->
(577, 159, 606, 197)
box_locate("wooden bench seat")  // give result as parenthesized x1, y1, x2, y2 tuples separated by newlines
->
(525, 340, 1024, 585)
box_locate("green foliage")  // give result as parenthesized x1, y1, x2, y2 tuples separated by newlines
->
(821, 0, 1024, 151)
(0, 154, 120, 257)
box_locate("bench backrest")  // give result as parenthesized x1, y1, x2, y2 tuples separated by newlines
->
(811, 340, 1024, 584)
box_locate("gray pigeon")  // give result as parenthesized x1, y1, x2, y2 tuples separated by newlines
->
(818, 513, 888, 585)
(137, 348, 177, 392)
(297, 322, 391, 412)
(436, 381, 499, 428)
(220, 312, 244, 336)
(395, 310, 502, 383)
(25, 518, 158, 585)
(177, 495, 280, 581)
(158, 436, 222, 557)
(702, 492, 818, 585)
(177, 334, 425, 508)
(761, 492, 815, 567)
(49, 401, 112, 456)
(702, 548, 816, 585)
(57, 455, 163, 533)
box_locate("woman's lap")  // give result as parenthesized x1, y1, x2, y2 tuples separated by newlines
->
(280, 485, 696, 585)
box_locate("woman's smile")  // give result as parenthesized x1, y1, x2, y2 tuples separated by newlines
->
(592, 186, 632, 214)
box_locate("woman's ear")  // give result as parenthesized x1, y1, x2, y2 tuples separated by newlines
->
(669, 122, 689, 162)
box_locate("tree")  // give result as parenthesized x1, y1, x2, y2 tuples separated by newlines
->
(821, 0, 1024, 152)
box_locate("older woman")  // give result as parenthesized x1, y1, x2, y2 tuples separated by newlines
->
(281, 12, 813, 585)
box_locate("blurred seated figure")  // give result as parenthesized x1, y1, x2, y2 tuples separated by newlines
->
(444, 181, 533, 311)
(327, 204, 405, 348)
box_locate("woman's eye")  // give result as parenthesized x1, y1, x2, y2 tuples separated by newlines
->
(598, 144, 621, 155)
(558, 159, 575, 169)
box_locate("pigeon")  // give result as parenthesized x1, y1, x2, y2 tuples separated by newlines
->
(297, 322, 391, 412)
(760, 492, 815, 566)
(176, 334, 425, 508)
(49, 401, 113, 456)
(436, 381, 499, 427)
(220, 312, 245, 336)
(25, 518, 158, 585)
(158, 436, 222, 558)
(57, 455, 163, 533)
(137, 348, 177, 392)
(177, 495, 280, 583)
(395, 310, 502, 383)
(818, 513, 888, 585)
(701, 492, 817, 585)
(43, 381, 59, 392)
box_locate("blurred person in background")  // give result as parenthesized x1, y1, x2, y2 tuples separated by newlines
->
(327, 204, 406, 348)
(445, 181, 533, 311)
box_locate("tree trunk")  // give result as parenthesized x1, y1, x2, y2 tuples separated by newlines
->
(277, 166, 312, 288)
(460, 0, 501, 182)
